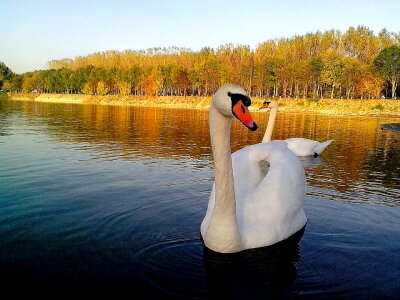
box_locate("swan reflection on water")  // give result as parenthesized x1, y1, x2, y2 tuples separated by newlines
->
(203, 227, 305, 299)
(299, 156, 325, 169)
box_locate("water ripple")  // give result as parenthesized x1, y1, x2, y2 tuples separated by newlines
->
(1, 99, 400, 298)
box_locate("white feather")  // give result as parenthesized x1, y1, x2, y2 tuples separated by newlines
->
(201, 85, 307, 253)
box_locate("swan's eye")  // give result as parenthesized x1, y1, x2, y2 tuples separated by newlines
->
(228, 92, 251, 107)
(242, 97, 251, 107)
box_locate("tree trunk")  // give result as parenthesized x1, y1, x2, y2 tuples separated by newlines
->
(283, 82, 287, 98)
(391, 78, 397, 99)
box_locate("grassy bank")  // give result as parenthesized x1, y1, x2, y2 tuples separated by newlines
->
(7, 93, 400, 116)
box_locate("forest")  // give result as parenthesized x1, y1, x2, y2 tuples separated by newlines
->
(1, 26, 400, 99)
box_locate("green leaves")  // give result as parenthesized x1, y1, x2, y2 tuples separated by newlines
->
(374, 45, 400, 98)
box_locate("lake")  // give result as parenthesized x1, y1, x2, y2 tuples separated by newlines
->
(1, 95, 399, 299)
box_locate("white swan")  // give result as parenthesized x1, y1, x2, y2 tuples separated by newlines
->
(260, 101, 333, 157)
(200, 85, 307, 253)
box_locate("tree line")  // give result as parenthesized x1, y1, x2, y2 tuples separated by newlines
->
(2, 26, 400, 99)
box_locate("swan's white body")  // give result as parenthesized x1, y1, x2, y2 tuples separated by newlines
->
(261, 101, 333, 156)
(200, 85, 307, 253)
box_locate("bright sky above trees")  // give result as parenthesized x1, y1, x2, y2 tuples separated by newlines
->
(1, 0, 399, 74)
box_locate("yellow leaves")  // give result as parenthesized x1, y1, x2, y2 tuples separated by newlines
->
(118, 81, 131, 96)
(3, 81, 12, 91)
(96, 81, 109, 96)
(22, 73, 41, 93)
(16, 26, 399, 98)
(357, 72, 385, 99)
(140, 68, 163, 96)
(82, 82, 94, 95)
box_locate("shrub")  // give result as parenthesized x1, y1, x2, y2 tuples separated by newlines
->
(373, 104, 384, 111)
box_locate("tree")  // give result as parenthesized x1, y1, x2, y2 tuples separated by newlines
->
(357, 71, 384, 99)
(96, 81, 109, 95)
(0, 62, 14, 89)
(82, 82, 94, 95)
(194, 47, 226, 95)
(172, 68, 191, 96)
(310, 57, 324, 98)
(342, 57, 363, 98)
(140, 67, 163, 96)
(374, 45, 400, 99)
(292, 60, 311, 98)
(12, 26, 400, 99)
(265, 57, 284, 97)
(10, 75, 23, 92)
(2, 81, 11, 91)
(161, 65, 175, 95)
(343, 26, 379, 63)
(118, 81, 131, 96)
(22, 72, 42, 93)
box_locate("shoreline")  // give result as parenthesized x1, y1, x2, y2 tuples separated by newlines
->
(7, 93, 400, 117)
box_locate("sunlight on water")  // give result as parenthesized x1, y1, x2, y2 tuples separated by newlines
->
(0, 97, 399, 298)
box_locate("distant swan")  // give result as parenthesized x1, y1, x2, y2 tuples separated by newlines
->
(260, 101, 333, 157)
(200, 85, 307, 253)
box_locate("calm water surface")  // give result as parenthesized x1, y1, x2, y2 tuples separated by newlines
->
(1, 96, 399, 298)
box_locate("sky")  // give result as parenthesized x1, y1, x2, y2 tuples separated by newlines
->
(1, 0, 399, 74)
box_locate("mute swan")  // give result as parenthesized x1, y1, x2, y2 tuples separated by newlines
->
(200, 85, 307, 253)
(259, 101, 333, 157)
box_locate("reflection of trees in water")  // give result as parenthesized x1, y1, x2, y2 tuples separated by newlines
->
(366, 134, 400, 190)
(257, 112, 400, 195)
(16, 102, 213, 160)
(12, 101, 400, 198)
(0, 96, 15, 137)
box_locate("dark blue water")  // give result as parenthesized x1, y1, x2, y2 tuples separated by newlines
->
(1, 96, 399, 298)
(381, 123, 400, 133)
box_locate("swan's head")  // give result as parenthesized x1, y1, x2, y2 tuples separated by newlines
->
(212, 84, 258, 131)
(258, 100, 278, 111)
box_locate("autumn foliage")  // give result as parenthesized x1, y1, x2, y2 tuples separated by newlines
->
(5, 26, 400, 99)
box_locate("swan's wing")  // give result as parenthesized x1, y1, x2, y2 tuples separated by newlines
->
(233, 141, 307, 247)
(203, 141, 307, 249)
(232, 141, 305, 195)
(285, 138, 322, 156)
(251, 141, 306, 207)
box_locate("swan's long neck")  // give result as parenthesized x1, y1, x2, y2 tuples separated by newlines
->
(204, 106, 242, 253)
(262, 106, 278, 143)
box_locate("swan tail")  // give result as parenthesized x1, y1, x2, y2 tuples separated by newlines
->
(314, 140, 333, 155)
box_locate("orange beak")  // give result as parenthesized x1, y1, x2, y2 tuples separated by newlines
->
(232, 101, 258, 131)
(258, 101, 271, 111)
